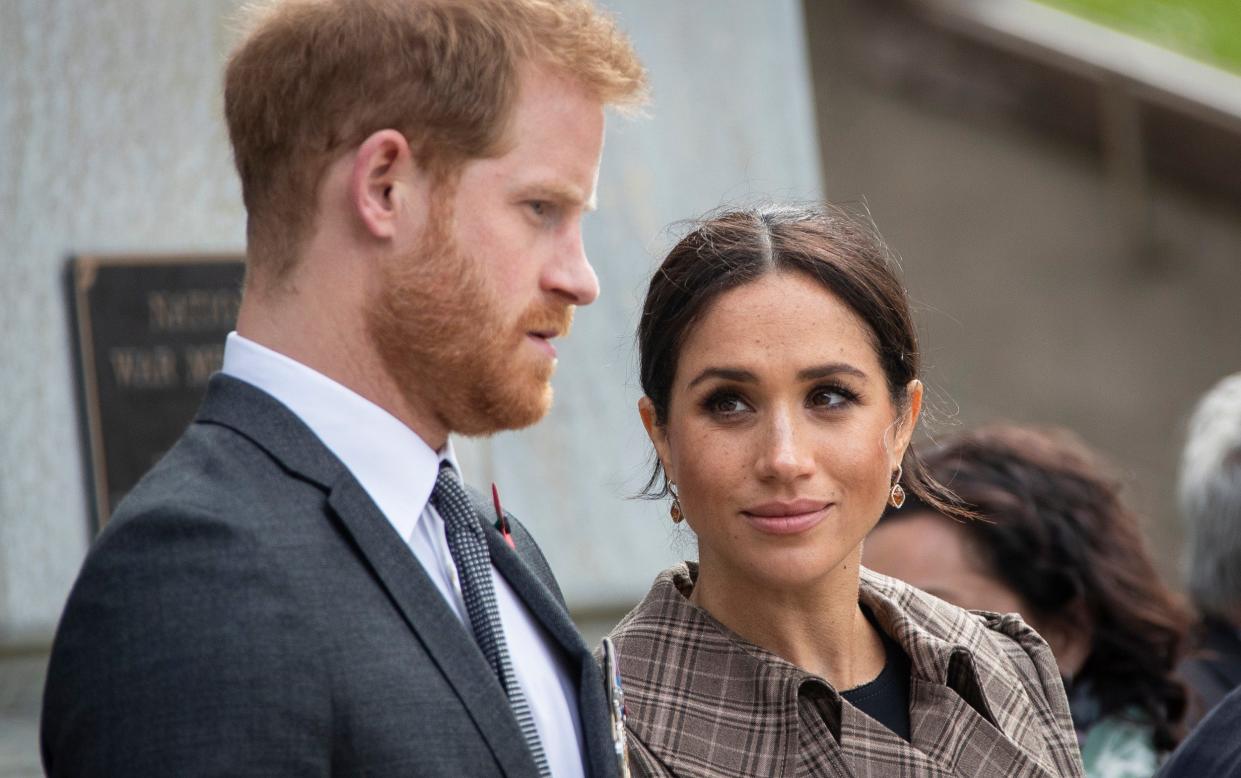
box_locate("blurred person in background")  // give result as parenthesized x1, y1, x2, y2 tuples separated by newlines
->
(865, 425, 1189, 778)
(1176, 371, 1241, 722)
(605, 205, 1084, 777)
(1157, 683, 1241, 777)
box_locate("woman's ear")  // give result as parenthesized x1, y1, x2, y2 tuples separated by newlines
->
(638, 396, 674, 482)
(891, 379, 924, 468)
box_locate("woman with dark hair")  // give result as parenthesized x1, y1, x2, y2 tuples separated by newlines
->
(865, 425, 1189, 778)
(605, 204, 1084, 776)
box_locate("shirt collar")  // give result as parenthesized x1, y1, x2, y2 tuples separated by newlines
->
(614, 564, 1064, 775)
(221, 331, 453, 541)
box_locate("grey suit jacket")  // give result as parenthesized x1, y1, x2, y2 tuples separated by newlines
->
(41, 375, 618, 777)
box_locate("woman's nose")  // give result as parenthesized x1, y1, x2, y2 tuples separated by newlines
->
(755, 408, 815, 483)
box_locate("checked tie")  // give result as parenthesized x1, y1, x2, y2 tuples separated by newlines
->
(431, 464, 551, 777)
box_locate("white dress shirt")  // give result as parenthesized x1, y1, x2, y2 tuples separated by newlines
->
(221, 333, 585, 777)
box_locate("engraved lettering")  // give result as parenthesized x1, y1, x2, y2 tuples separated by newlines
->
(182, 344, 225, 387)
(148, 289, 241, 333)
(109, 346, 179, 389)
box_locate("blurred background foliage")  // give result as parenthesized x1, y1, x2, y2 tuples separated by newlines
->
(1038, 0, 1241, 73)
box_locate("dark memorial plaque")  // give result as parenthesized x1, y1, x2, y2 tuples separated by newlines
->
(70, 255, 245, 529)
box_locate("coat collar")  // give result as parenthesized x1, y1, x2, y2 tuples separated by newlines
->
(195, 373, 344, 490)
(609, 563, 1072, 777)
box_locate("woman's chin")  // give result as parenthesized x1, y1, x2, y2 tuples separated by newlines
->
(718, 548, 861, 594)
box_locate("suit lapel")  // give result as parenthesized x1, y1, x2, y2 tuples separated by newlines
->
(484, 525, 618, 778)
(329, 478, 539, 777)
(197, 376, 538, 778)
(485, 526, 584, 659)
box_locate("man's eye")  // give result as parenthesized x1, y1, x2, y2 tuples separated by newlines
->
(529, 201, 548, 216)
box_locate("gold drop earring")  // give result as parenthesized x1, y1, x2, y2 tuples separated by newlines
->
(668, 481, 684, 523)
(889, 464, 906, 509)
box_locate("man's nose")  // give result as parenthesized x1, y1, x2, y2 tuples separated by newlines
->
(543, 226, 600, 306)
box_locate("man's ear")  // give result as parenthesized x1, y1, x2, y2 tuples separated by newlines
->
(349, 129, 414, 240)
(638, 396, 674, 482)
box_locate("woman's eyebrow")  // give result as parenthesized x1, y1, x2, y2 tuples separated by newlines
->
(797, 363, 867, 382)
(686, 367, 757, 389)
(687, 363, 868, 389)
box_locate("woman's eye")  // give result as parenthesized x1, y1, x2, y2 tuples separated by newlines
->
(528, 200, 549, 217)
(706, 393, 752, 416)
(809, 386, 854, 409)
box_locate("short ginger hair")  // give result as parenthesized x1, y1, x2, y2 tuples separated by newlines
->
(224, 0, 646, 282)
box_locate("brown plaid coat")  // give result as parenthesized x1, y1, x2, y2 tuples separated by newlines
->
(605, 564, 1085, 777)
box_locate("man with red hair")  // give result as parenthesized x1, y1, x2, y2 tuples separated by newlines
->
(42, 1, 645, 775)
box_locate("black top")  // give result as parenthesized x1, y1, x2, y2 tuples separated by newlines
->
(841, 606, 912, 742)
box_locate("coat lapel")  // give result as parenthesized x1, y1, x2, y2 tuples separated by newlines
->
(329, 478, 539, 778)
(483, 524, 618, 778)
(909, 680, 1055, 777)
(485, 525, 584, 658)
(196, 376, 538, 778)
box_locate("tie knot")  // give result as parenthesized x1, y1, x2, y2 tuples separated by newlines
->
(431, 463, 479, 536)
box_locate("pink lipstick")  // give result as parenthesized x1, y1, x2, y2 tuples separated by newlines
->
(741, 499, 830, 536)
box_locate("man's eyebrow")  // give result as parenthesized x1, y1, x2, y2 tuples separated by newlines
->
(687, 367, 757, 389)
(516, 181, 597, 212)
(796, 363, 867, 382)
